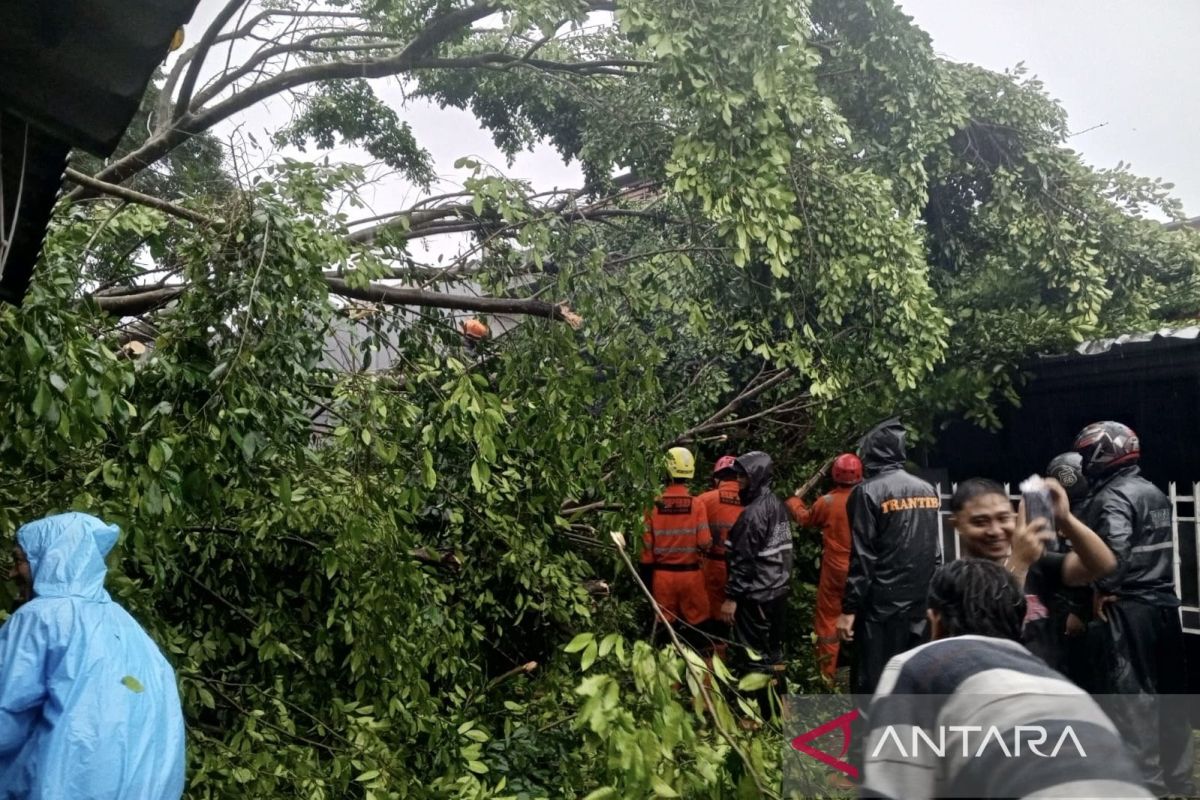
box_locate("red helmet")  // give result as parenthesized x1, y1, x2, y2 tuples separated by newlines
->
(1073, 421, 1139, 477)
(832, 453, 863, 485)
(712, 455, 737, 477)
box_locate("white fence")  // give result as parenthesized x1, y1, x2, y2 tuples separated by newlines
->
(935, 483, 1200, 636)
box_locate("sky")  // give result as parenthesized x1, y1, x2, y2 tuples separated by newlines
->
(182, 0, 1200, 221)
(898, 0, 1200, 218)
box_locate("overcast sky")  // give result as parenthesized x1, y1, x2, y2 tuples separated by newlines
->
(899, 0, 1200, 218)
(184, 0, 1200, 221)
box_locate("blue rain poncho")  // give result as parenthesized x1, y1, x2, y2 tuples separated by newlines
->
(0, 513, 185, 799)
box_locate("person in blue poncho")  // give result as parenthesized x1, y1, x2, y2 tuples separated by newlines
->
(0, 512, 185, 799)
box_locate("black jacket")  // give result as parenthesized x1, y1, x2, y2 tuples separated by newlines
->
(724, 452, 793, 603)
(842, 419, 941, 621)
(1080, 465, 1178, 606)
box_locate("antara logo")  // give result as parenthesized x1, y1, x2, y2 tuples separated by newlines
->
(790, 709, 860, 779)
(870, 725, 1088, 760)
(790, 710, 1088, 779)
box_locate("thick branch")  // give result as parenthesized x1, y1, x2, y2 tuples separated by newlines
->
(92, 287, 185, 315)
(63, 169, 217, 227)
(156, 11, 369, 130)
(677, 367, 796, 441)
(67, 3, 497, 197)
(326, 278, 582, 327)
(90, 276, 583, 328)
(173, 0, 251, 120)
(412, 53, 653, 76)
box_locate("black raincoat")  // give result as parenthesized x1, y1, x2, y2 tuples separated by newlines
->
(725, 451, 793, 604)
(1081, 465, 1177, 604)
(1082, 466, 1195, 795)
(842, 418, 941, 622)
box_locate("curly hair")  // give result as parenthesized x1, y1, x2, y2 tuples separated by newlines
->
(928, 559, 1026, 641)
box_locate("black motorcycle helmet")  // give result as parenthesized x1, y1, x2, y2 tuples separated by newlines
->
(1046, 452, 1088, 504)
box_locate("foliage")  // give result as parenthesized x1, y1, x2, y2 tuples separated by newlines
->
(2, 0, 1199, 797)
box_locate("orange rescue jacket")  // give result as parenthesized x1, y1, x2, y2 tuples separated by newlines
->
(786, 486, 853, 568)
(696, 481, 743, 560)
(641, 484, 712, 567)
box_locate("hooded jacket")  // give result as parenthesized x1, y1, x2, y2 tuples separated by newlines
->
(724, 452, 793, 603)
(842, 419, 941, 621)
(0, 513, 185, 799)
(1080, 465, 1178, 605)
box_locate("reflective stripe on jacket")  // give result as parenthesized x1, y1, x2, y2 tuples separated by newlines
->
(641, 484, 711, 566)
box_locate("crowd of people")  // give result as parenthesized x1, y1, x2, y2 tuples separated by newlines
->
(640, 418, 1196, 797)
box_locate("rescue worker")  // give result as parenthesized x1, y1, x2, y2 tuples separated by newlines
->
(695, 455, 742, 649)
(785, 453, 862, 682)
(836, 418, 941, 697)
(641, 447, 712, 646)
(718, 451, 792, 684)
(1072, 421, 1196, 796)
(0, 513, 185, 798)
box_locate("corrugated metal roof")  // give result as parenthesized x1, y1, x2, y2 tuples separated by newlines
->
(1072, 325, 1200, 356)
(1036, 325, 1200, 363)
(0, 0, 201, 156)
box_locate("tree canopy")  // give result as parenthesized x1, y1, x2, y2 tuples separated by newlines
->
(2, 0, 1198, 797)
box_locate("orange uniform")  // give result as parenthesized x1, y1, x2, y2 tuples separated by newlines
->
(695, 480, 744, 615)
(787, 486, 854, 680)
(641, 484, 712, 625)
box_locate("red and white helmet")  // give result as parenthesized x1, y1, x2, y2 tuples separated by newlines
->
(832, 453, 863, 485)
(1073, 421, 1140, 477)
(712, 455, 737, 478)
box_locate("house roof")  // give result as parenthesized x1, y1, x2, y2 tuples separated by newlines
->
(0, 0, 201, 156)
(1164, 216, 1200, 232)
(0, 0, 200, 305)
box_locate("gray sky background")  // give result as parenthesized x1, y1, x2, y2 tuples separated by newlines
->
(183, 0, 1200, 223)
(899, 0, 1200, 218)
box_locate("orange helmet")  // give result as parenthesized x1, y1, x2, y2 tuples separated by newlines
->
(462, 318, 490, 341)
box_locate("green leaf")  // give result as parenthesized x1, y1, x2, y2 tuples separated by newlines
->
(466, 760, 488, 775)
(148, 443, 164, 472)
(580, 640, 598, 671)
(737, 672, 773, 692)
(241, 431, 260, 462)
(23, 333, 45, 365)
(31, 384, 51, 417)
(121, 675, 144, 693)
(564, 632, 594, 654)
(355, 770, 380, 782)
(651, 776, 680, 797)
